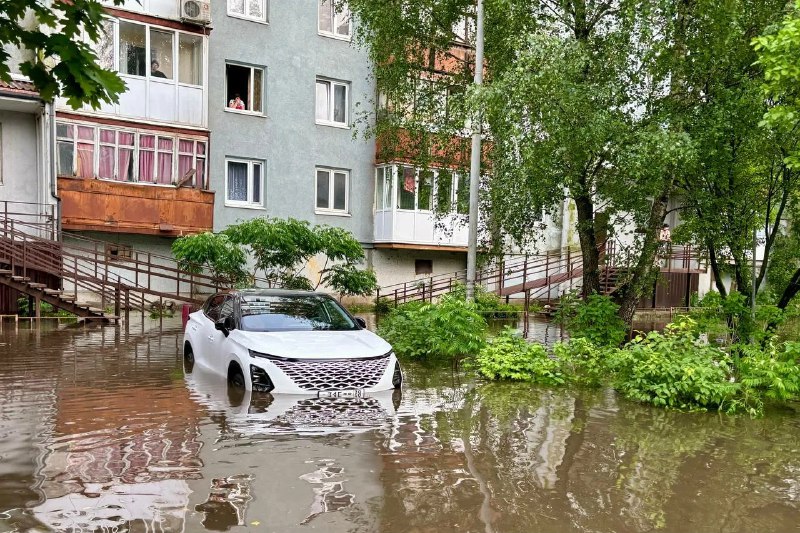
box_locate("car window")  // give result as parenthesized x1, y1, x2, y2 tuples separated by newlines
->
(218, 297, 234, 321)
(204, 295, 226, 321)
(239, 294, 358, 332)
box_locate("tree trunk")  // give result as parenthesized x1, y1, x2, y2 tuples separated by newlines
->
(616, 183, 673, 324)
(574, 193, 601, 298)
(777, 267, 800, 310)
(707, 241, 728, 297)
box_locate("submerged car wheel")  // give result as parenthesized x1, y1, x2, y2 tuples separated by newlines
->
(392, 361, 403, 389)
(228, 363, 245, 389)
(184, 342, 194, 363)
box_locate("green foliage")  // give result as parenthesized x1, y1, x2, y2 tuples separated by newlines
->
(606, 318, 738, 411)
(378, 296, 487, 359)
(1, 0, 126, 108)
(557, 293, 627, 347)
(16, 297, 75, 318)
(474, 327, 564, 385)
(374, 296, 392, 315)
(223, 218, 378, 296)
(729, 341, 800, 415)
(447, 282, 520, 318)
(553, 338, 610, 387)
(171, 232, 250, 288)
(173, 219, 377, 296)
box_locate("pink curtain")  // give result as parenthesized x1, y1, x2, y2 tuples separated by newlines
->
(158, 138, 173, 184)
(118, 148, 133, 181)
(196, 158, 205, 189)
(178, 139, 194, 184)
(158, 153, 173, 184)
(77, 143, 94, 178)
(139, 150, 155, 182)
(98, 146, 115, 179)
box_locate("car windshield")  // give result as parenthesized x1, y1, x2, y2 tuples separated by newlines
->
(238, 294, 359, 332)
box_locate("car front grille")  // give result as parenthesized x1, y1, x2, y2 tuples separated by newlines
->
(269, 354, 390, 391)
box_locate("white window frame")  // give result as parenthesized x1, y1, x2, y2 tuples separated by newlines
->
(227, 0, 269, 24)
(55, 120, 207, 188)
(315, 78, 349, 128)
(318, 0, 351, 40)
(315, 167, 350, 215)
(224, 62, 266, 115)
(225, 158, 264, 208)
(100, 18, 205, 88)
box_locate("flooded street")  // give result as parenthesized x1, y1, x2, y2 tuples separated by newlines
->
(1, 318, 799, 532)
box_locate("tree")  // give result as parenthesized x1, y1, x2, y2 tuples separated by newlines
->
(172, 218, 379, 297)
(347, 0, 697, 323)
(1, 0, 125, 107)
(753, 0, 800, 311)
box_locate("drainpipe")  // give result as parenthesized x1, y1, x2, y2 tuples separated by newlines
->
(47, 101, 61, 236)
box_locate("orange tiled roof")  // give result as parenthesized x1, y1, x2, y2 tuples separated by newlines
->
(0, 78, 39, 97)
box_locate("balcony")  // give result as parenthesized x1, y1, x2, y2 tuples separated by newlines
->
(59, 177, 213, 236)
(373, 164, 469, 250)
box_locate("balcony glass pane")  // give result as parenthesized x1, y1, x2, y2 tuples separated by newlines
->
(178, 33, 203, 85)
(398, 166, 415, 210)
(119, 21, 146, 76)
(436, 169, 453, 213)
(418, 169, 433, 211)
(150, 29, 174, 79)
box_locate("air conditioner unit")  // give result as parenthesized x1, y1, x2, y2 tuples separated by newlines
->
(180, 0, 211, 25)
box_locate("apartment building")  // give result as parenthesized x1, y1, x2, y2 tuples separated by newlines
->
(209, 0, 468, 288)
(53, 0, 213, 261)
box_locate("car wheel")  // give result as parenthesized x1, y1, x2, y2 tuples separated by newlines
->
(228, 364, 245, 389)
(183, 342, 194, 363)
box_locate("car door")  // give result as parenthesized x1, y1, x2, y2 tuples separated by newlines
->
(193, 294, 225, 369)
(208, 295, 236, 376)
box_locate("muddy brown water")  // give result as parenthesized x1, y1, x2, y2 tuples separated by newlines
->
(1, 317, 799, 533)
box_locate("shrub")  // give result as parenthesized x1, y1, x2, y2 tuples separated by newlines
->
(474, 327, 564, 384)
(553, 337, 610, 387)
(559, 293, 627, 347)
(447, 282, 521, 319)
(606, 318, 737, 411)
(377, 296, 487, 359)
(729, 341, 800, 416)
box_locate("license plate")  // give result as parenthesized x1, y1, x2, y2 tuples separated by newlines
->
(318, 389, 364, 399)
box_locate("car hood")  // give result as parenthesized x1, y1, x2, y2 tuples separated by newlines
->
(230, 329, 392, 359)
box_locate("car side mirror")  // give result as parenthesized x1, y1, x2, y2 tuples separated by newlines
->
(215, 316, 235, 336)
(355, 317, 367, 328)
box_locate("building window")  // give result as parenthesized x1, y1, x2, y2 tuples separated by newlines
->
(316, 167, 349, 214)
(225, 63, 264, 114)
(226, 159, 263, 207)
(119, 21, 146, 76)
(318, 0, 350, 39)
(415, 259, 433, 275)
(378, 164, 467, 215)
(178, 33, 204, 85)
(315, 78, 348, 126)
(56, 121, 207, 187)
(105, 243, 132, 261)
(228, 0, 268, 22)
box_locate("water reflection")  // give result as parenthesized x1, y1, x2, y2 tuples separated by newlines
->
(1, 318, 799, 532)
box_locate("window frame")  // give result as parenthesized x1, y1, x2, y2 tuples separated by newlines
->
(227, 0, 269, 23)
(225, 157, 265, 208)
(318, 0, 352, 40)
(55, 120, 207, 188)
(315, 167, 350, 215)
(100, 18, 206, 88)
(315, 77, 350, 128)
(224, 62, 266, 115)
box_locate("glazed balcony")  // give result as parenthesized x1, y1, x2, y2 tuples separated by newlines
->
(373, 164, 469, 251)
(59, 177, 213, 236)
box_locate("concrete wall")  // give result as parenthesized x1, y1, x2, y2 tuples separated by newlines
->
(370, 248, 467, 289)
(208, 0, 376, 243)
(0, 109, 44, 206)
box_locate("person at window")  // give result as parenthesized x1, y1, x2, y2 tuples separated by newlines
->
(659, 223, 671, 245)
(228, 93, 246, 110)
(151, 60, 167, 78)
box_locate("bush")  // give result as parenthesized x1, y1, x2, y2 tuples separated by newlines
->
(377, 296, 488, 359)
(729, 341, 800, 416)
(606, 318, 737, 411)
(448, 282, 521, 319)
(474, 327, 564, 384)
(553, 337, 610, 387)
(557, 293, 627, 346)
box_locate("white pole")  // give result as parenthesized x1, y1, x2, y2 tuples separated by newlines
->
(466, 0, 485, 302)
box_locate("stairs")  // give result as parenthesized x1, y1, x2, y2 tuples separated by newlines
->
(0, 268, 113, 321)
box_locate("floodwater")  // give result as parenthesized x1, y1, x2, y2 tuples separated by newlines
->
(1, 318, 799, 533)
